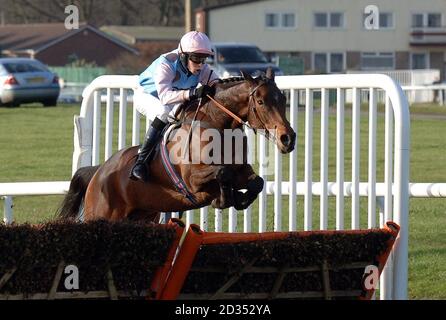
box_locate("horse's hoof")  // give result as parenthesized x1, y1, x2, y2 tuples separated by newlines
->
(233, 191, 248, 210)
(248, 176, 264, 195)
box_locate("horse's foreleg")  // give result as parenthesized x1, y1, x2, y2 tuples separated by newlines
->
(189, 165, 221, 193)
(211, 166, 235, 209)
(189, 165, 236, 209)
(232, 165, 264, 210)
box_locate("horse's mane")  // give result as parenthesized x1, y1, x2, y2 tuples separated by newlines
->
(215, 74, 273, 89)
(176, 77, 245, 117)
(215, 76, 245, 89)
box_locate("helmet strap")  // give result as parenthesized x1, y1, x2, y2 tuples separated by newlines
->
(179, 52, 193, 76)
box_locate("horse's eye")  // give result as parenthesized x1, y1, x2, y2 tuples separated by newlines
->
(257, 100, 264, 105)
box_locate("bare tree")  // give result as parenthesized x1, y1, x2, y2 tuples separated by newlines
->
(18, 0, 66, 22)
(0, 0, 251, 26)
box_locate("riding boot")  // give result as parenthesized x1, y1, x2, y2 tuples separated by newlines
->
(129, 117, 167, 182)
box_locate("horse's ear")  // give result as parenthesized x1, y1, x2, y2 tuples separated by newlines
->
(241, 70, 255, 84)
(266, 67, 275, 81)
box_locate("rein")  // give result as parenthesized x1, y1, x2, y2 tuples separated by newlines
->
(205, 81, 268, 130)
(205, 81, 277, 143)
(206, 94, 249, 128)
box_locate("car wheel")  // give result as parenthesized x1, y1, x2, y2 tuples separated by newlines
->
(43, 99, 57, 107)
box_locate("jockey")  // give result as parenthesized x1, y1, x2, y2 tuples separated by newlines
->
(130, 31, 219, 182)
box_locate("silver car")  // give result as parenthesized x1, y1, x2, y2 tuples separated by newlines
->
(0, 58, 60, 107)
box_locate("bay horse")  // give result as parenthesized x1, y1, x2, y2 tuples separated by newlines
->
(58, 68, 295, 222)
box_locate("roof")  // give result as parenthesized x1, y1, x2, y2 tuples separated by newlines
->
(0, 23, 72, 51)
(0, 23, 138, 55)
(100, 26, 184, 45)
(0, 57, 43, 63)
(197, 0, 268, 11)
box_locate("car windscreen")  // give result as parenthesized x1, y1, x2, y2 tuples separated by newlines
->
(3, 62, 49, 73)
(216, 47, 269, 64)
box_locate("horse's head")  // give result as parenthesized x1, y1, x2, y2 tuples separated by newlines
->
(242, 67, 296, 153)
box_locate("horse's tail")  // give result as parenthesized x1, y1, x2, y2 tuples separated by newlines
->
(56, 165, 100, 220)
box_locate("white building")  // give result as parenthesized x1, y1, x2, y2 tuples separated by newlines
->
(196, 0, 446, 80)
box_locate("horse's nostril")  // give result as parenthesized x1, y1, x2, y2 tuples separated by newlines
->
(280, 134, 291, 146)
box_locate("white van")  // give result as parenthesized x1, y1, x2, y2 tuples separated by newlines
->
(208, 42, 283, 78)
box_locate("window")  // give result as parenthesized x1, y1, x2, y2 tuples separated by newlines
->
(379, 13, 394, 28)
(266, 13, 279, 28)
(330, 13, 343, 27)
(412, 13, 443, 28)
(361, 52, 395, 70)
(314, 12, 344, 28)
(412, 14, 424, 28)
(313, 53, 345, 73)
(217, 46, 268, 64)
(330, 53, 344, 72)
(3, 62, 48, 73)
(282, 13, 295, 27)
(427, 13, 442, 27)
(0, 65, 7, 76)
(411, 53, 428, 69)
(314, 13, 327, 27)
(314, 53, 327, 73)
(265, 12, 296, 29)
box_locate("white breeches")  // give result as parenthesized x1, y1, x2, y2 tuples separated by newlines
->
(134, 86, 181, 123)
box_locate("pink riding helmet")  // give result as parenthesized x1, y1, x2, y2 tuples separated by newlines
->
(179, 31, 214, 56)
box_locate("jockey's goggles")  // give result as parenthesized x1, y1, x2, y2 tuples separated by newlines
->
(189, 54, 208, 64)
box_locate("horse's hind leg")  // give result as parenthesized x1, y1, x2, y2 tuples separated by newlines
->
(211, 166, 235, 209)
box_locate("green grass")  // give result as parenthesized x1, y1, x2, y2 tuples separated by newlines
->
(0, 103, 78, 222)
(1, 102, 446, 299)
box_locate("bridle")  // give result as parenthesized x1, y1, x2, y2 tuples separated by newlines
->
(205, 79, 277, 142)
(205, 80, 267, 129)
(247, 81, 271, 136)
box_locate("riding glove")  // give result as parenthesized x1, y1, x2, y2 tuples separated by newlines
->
(189, 85, 215, 100)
